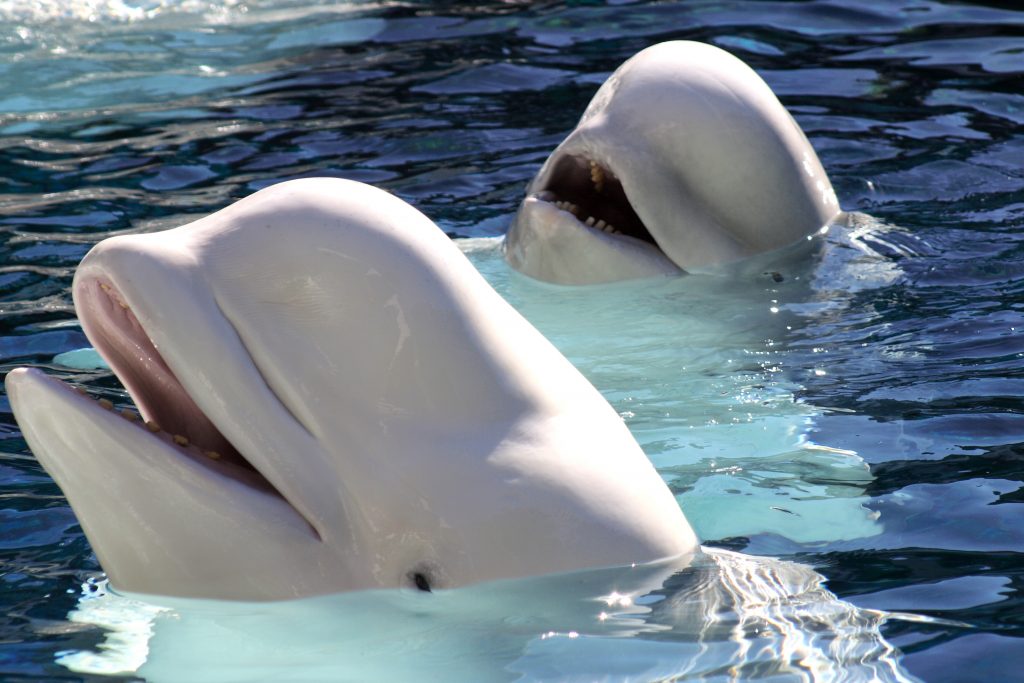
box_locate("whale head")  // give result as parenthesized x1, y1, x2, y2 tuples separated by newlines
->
(6, 178, 695, 600)
(504, 41, 842, 284)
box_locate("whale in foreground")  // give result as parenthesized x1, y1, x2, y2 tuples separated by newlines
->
(504, 41, 842, 284)
(6, 178, 696, 600)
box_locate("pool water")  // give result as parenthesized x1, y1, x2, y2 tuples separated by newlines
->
(1, 1, 1022, 680)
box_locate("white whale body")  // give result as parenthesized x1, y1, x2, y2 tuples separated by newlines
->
(5, 177, 696, 600)
(504, 41, 842, 284)
(37, 222, 919, 683)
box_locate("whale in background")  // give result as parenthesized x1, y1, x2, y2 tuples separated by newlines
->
(505, 41, 842, 284)
(5, 177, 696, 601)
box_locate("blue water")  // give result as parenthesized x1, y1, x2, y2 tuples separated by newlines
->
(1, 0, 1023, 680)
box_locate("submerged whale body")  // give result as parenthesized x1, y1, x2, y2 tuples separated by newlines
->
(505, 40, 843, 284)
(61, 547, 918, 683)
(6, 177, 696, 600)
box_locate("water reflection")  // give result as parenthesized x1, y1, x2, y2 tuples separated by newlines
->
(462, 224, 904, 547)
(63, 549, 919, 682)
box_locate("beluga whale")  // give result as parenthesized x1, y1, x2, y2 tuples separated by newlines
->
(504, 40, 842, 284)
(5, 178, 697, 601)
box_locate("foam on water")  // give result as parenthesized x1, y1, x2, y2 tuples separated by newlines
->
(0, 0, 372, 24)
(0, 0, 387, 123)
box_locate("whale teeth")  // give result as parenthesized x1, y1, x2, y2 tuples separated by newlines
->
(551, 200, 582, 217)
(590, 161, 605, 192)
(569, 215, 622, 236)
(145, 420, 161, 433)
(119, 409, 139, 422)
(74, 386, 88, 397)
(173, 434, 189, 447)
(98, 398, 114, 411)
(99, 283, 110, 292)
(205, 450, 222, 461)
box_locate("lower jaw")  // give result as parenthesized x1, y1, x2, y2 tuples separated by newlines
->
(509, 202, 682, 285)
(535, 193, 626, 237)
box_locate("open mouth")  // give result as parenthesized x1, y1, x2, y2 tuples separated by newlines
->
(532, 155, 657, 247)
(73, 277, 282, 498)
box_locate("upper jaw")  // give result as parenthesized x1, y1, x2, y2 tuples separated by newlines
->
(505, 195, 682, 285)
(525, 129, 761, 275)
(525, 138, 662, 251)
(73, 274, 242, 469)
(506, 139, 685, 285)
(69, 233, 335, 543)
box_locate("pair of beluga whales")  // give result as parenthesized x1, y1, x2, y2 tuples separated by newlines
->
(9, 42, 845, 601)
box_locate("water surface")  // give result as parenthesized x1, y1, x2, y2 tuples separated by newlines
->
(1, 1, 1023, 681)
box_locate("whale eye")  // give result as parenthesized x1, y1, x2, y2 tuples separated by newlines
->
(412, 572, 432, 592)
(405, 559, 446, 592)
(405, 568, 432, 592)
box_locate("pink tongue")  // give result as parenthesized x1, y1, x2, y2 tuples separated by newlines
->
(78, 279, 241, 463)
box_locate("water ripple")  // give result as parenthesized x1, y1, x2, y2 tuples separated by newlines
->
(0, 0, 1023, 679)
